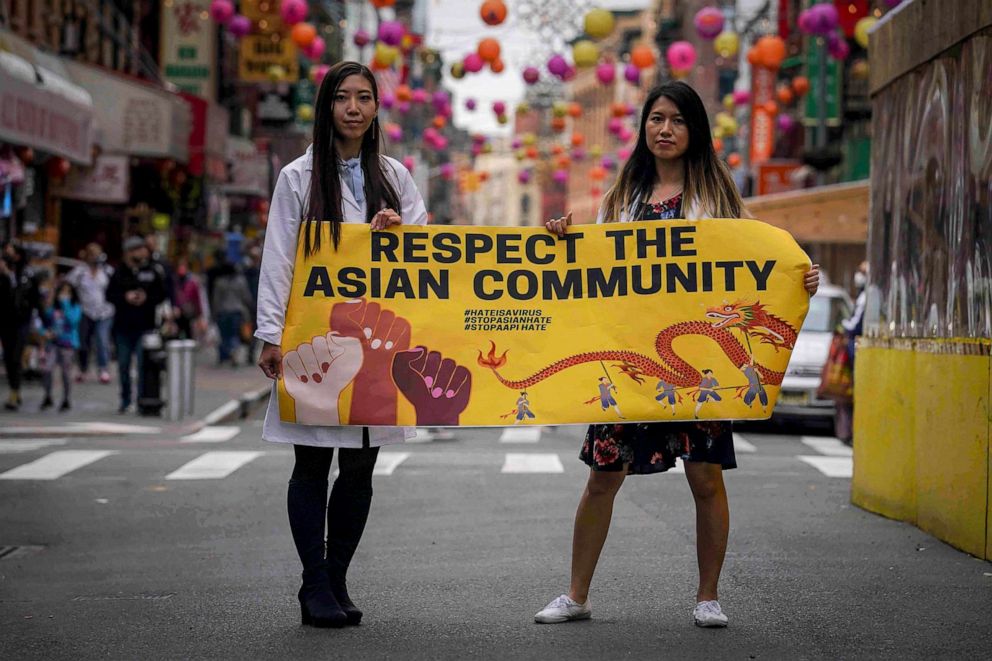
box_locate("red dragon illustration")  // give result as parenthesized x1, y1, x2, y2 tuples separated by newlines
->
(477, 300, 798, 389)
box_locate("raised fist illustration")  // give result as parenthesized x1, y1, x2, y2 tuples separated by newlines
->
(329, 298, 411, 425)
(283, 332, 363, 425)
(392, 346, 472, 426)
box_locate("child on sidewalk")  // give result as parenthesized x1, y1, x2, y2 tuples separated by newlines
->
(38, 281, 82, 411)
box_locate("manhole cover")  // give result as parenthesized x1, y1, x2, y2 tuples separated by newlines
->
(0, 545, 46, 560)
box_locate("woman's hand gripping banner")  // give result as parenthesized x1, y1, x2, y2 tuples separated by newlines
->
(279, 220, 810, 427)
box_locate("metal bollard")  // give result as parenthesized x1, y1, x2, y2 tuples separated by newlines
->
(180, 339, 197, 417)
(166, 340, 184, 421)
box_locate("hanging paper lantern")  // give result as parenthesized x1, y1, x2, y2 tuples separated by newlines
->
(552, 170, 569, 184)
(552, 101, 569, 118)
(312, 64, 331, 86)
(478, 38, 501, 63)
(378, 21, 405, 46)
(584, 8, 615, 40)
(801, 3, 839, 36)
(854, 17, 877, 48)
(440, 163, 456, 180)
(47, 156, 71, 179)
(630, 44, 656, 69)
(600, 155, 615, 170)
(713, 31, 739, 58)
(595, 62, 615, 85)
(432, 90, 449, 110)
(623, 63, 640, 84)
(354, 29, 371, 47)
(490, 58, 505, 74)
(450, 61, 465, 79)
(227, 15, 251, 38)
(411, 88, 427, 104)
(517, 170, 532, 185)
(618, 126, 634, 142)
(827, 33, 850, 60)
(280, 0, 308, 26)
(395, 84, 412, 102)
(763, 100, 779, 116)
(525, 146, 539, 159)
(617, 146, 632, 160)
(511, 137, 523, 150)
(712, 137, 724, 152)
(570, 132, 585, 147)
(463, 52, 484, 73)
(551, 116, 567, 133)
(666, 41, 697, 71)
(209, 0, 234, 24)
(567, 103, 582, 118)
(303, 36, 326, 60)
(402, 156, 415, 173)
(776, 114, 796, 132)
(480, 0, 508, 26)
(693, 7, 725, 40)
(396, 101, 411, 114)
(732, 89, 750, 106)
(516, 102, 530, 115)
(547, 54, 568, 78)
(551, 144, 565, 156)
(571, 147, 587, 161)
(522, 133, 537, 146)
(754, 35, 786, 69)
(607, 117, 623, 134)
(791, 76, 810, 96)
(465, 98, 477, 111)
(727, 152, 741, 167)
(492, 101, 506, 116)
(722, 94, 735, 111)
(522, 66, 540, 85)
(589, 166, 607, 182)
(496, 114, 508, 125)
(290, 23, 317, 48)
(380, 92, 395, 109)
(776, 85, 794, 105)
(296, 104, 314, 122)
(267, 64, 286, 81)
(851, 59, 870, 80)
(370, 0, 396, 7)
(573, 40, 599, 68)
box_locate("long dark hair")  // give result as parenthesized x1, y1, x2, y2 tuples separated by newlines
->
(602, 81, 744, 221)
(303, 61, 400, 255)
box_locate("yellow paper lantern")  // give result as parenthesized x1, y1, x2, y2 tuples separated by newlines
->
(572, 40, 599, 68)
(722, 94, 735, 111)
(552, 101, 569, 118)
(516, 102, 530, 115)
(713, 31, 739, 58)
(374, 42, 399, 67)
(583, 8, 615, 40)
(522, 133, 537, 146)
(297, 104, 314, 122)
(715, 112, 738, 135)
(589, 144, 603, 158)
(267, 65, 286, 81)
(854, 16, 877, 49)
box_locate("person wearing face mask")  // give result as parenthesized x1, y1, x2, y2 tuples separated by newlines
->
(106, 236, 167, 414)
(0, 241, 43, 411)
(37, 281, 82, 411)
(835, 261, 868, 444)
(67, 243, 115, 384)
(172, 259, 204, 341)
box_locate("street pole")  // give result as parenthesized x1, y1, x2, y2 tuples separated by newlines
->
(817, 36, 827, 186)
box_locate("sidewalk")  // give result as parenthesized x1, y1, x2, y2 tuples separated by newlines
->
(0, 351, 270, 438)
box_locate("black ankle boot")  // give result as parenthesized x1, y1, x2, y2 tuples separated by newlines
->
(328, 576, 362, 625)
(298, 564, 347, 628)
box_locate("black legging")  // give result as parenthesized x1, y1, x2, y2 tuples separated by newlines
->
(0, 323, 28, 392)
(287, 430, 380, 584)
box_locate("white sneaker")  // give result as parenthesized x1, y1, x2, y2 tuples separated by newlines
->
(693, 600, 728, 627)
(534, 594, 591, 624)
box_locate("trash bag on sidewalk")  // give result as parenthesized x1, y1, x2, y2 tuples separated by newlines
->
(817, 331, 853, 403)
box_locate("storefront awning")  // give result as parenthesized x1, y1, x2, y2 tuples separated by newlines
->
(62, 60, 191, 163)
(0, 46, 94, 165)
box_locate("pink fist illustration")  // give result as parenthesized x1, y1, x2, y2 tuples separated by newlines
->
(392, 346, 472, 426)
(330, 298, 411, 425)
(283, 332, 363, 425)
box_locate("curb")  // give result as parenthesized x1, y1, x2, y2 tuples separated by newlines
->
(204, 385, 271, 426)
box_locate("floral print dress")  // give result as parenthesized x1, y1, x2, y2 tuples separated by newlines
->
(579, 192, 737, 475)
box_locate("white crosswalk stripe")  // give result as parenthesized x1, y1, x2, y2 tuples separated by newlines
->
(732, 433, 757, 453)
(501, 453, 564, 473)
(0, 438, 69, 454)
(0, 450, 117, 480)
(798, 455, 853, 478)
(181, 426, 241, 444)
(165, 451, 264, 480)
(800, 436, 853, 457)
(499, 427, 542, 443)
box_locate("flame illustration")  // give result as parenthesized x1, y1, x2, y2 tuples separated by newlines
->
(477, 340, 508, 369)
(613, 361, 646, 385)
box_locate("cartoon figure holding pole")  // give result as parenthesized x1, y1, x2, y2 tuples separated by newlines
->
(740, 359, 768, 413)
(694, 368, 721, 419)
(515, 391, 536, 424)
(655, 378, 677, 415)
(597, 362, 624, 419)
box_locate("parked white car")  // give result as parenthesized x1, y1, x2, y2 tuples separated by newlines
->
(774, 284, 853, 429)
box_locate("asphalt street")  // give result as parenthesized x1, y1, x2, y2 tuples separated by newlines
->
(1, 412, 990, 660)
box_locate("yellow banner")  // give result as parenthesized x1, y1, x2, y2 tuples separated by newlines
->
(279, 220, 811, 427)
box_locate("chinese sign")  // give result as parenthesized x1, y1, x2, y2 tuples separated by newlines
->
(160, 0, 217, 100)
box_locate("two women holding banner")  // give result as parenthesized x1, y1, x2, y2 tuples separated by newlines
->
(255, 62, 427, 628)
(536, 81, 821, 628)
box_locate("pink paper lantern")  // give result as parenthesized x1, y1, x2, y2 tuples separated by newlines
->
(402, 156, 415, 172)
(380, 92, 396, 109)
(693, 7, 725, 40)
(666, 41, 697, 71)
(601, 155, 617, 170)
(396, 101, 411, 114)
(303, 36, 326, 60)
(607, 117, 623, 135)
(828, 35, 850, 60)
(624, 63, 640, 84)
(595, 62, 615, 85)
(438, 102, 453, 119)
(464, 53, 484, 73)
(522, 66, 540, 85)
(471, 144, 483, 157)
(385, 124, 403, 141)
(411, 88, 428, 104)
(571, 147, 587, 161)
(209, 0, 234, 24)
(280, 0, 308, 26)
(312, 64, 331, 86)
(547, 54, 568, 78)
(618, 127, 634, 142)
(227, 14, 251, 38)
(552, 169, 568, 184)
(618, 147, 632, 160)
(518, 170, 532, 184)
(732, 89, 750, 106)
(511, 137, 522, 149)
(440, 163, 456, 180)
(803, 3, 839, 35)
(465, 98, 477, 111)
(492, 101, 506, 116)
(473, 134, 487, 144)
(354, 29, 371, 47)
(776, 114, 796, 132)
(378, 21, 405, 46)
(563, 64, 577, 81)
(432, 91, 449, 109)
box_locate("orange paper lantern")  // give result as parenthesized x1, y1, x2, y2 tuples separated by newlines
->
(776, 85, 794, 105)
(630, 44, 655, 69)
(432, 115, 446, 129)
(754, 35, 786, 69)
(555, 155, 571, 169)
(551, 116, 567, 133)
(763, 100, 779, 115)
(395, 84, 412, 102)
(589, 166, 607, 181)
(567, 102, 582, 118)
(290, 22, 317, 48)
(610, 102, 628, 118)
(490, 58, 505, 74)
(712, 137, 724, 152)
(551, 144, 565, 156)
(370, 0, 396, 7)
(479, 0, 507, 26)
(791, 76, 810, 96)
(525, 146, 539, 159)
(727, 152, 741, 167)
(477, 38, 501, 63)
(570, 132, 585, 147)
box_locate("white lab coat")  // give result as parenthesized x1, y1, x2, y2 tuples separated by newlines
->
(255, 146, 428, 448)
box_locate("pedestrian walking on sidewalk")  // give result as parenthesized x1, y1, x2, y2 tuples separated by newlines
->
(210, 258, 252, 366)
(106, 236, 167, 414)
(66, 242, 114, 384)
(255, 61, 427, 629)
(173, 259, 204, 341)
(0, 240, 43, 411)
(536, 81, 821, 630)
(37, 280, 82, 411)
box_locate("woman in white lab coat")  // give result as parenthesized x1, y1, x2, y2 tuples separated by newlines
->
(254, 61, 427, 628)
